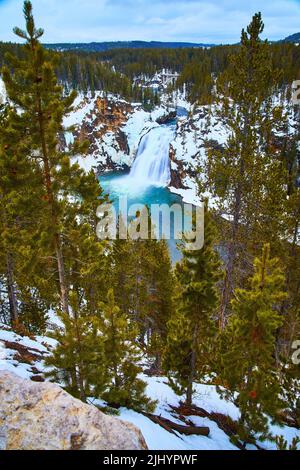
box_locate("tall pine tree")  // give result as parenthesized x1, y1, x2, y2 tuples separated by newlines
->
(100, 289, 156, 412)
(1, 1, 102, 319)
(218, 244, 287, 443)
(45, 290, 108, 403)
(164, 205, 222, 405)
(203, 12, 283, 328)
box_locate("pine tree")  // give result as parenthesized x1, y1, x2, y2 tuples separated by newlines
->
(100, 289, 156, 412)
(218, 244, 287, 443)
(0, 87, 52, 329)
(110, 216, 174, 370)
(203, 12, 283, 328)
(144, 238, 175, 370)
(164, 205, 222, 405)
(1, 1, 97, 318)
(45, 291, 108, 403)
(274, 94, 300, 362)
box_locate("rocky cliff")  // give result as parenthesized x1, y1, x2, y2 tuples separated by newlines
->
(63, 92, 173, 174)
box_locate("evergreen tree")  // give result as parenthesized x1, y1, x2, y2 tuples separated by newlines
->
(275, 94, 300, 362)
(203, 12, 282, 328)
(164, 205, 222, 405)
(110, 216, 174, 369)
(0, 87, 52, 330)
(1, 1, 97, 318)
(144, 238, 174, 370)
(100, 289, 156, 412)
(45, 291, 107, 403)
(218, 244, 287, 443)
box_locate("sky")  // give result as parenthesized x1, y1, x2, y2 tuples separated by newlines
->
(0, 0, 300, 44)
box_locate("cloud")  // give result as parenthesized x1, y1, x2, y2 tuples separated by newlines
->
(0, 0, 299, 43)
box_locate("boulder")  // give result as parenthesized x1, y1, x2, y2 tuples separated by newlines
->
(0, 371, 147, 450)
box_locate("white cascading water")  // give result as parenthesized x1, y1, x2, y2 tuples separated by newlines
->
(128, 124, 174, 187)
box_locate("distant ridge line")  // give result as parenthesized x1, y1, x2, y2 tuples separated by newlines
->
(43, 40, 216, 52)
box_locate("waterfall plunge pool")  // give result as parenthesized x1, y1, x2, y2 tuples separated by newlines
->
(99, 107, 189, 263)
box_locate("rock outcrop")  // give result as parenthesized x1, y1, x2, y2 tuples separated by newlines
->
(0, 371, 147, 450)
(156, 110, 176, 125)
(73, 96, 132, 172)
(169, 144, 187, 189)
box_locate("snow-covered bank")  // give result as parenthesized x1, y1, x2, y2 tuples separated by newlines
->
(119, 375, 239, 450)
(169, 177, 201, 206)
(167, 103, 231, 206)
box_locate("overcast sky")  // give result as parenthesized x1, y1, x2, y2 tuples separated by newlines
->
(0, 0, 300, 44)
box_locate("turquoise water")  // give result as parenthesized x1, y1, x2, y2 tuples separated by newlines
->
(99, 172, 185, 263)
(100, 171, 183, 208)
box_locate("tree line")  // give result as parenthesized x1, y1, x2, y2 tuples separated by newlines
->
(0, 41, 159, 108)
(2, 35, 300, 106)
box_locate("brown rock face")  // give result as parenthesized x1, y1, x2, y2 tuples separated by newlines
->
(96, 97, 132, 133)
(76, 97, 131, 158)
(169, 144, 187, 189)
(69, 96, 133, 173)
(0, 371, 147, 450)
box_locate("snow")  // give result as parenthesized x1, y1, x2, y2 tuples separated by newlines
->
(0, 77, 6, 104)
(46, 309, 64, 329)
(0, 325, 300, 450)
(264, 423, 300, 450)
(118, 375, 238, 450)
(0, 328, 49, 352)
(166, 102, 232, 208)
(74, 153, 97, 173)
(118, 374, 300, 451)
(169, 178, 201, 206)
(64, 131, 74, 147)
(0, 325, 57, 380)
(63, 93, 97, 128)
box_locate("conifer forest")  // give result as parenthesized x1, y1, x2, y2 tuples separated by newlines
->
(0, 0, 300, 457)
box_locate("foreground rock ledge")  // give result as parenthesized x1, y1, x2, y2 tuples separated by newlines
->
(0, 371, 147, 450)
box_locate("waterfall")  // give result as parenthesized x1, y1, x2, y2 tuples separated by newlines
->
(128, 124, 174, 187)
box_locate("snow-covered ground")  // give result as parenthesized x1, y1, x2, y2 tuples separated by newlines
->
(168, 103, 231, 207)
(0, 326, 56, 380)
(1, 325, 299, 451)
(118, 375, 239, 451)
(169, 176, 202, 206)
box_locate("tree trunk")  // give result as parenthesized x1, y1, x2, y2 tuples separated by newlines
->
(154, 353, 162, 372)
(34, 61, 70, 317)
(186, 351, 195, 407)
(220, 178, 243, 329)
(54, 234, 70, 317)
(143, 413, 210, 437)
(219, 109, 249, 329)
(77, 365, 86, 403)
(186, 328, 197, 406)
(6, 253, 18, 325)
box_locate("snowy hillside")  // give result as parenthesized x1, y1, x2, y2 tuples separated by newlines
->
(63, 91, 172, 174)
(1, 325, 299, 451)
